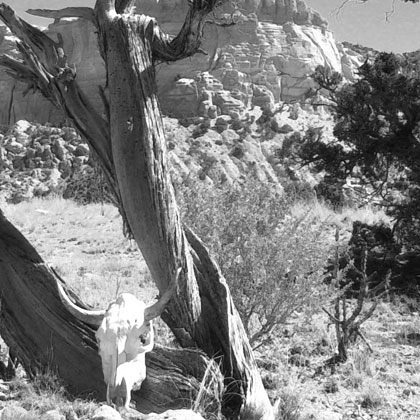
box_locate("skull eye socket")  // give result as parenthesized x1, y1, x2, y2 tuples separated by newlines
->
(139, 332, 148, 344)
(139, 321, 152, 344)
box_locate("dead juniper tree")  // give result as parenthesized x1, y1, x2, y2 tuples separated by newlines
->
(324, 228, 390, 364)
(0, 1, 274, 418)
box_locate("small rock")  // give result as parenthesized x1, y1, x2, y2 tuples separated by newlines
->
(5, 139, 25, 154)
(12, 120, 32, 146)
(73, 156, 86, 168)
(207, 105, 218, 119)
(58, 159, 73, 178)
(12, 154, 26, 171)
(275, 123, 294, 134)
(1, 405, 29, 420)
(145, 409, 206, 420)
(230, 144, 244, 159)
(92, 405, 122, 420)
(13, 120, 32, 133)
(38, 136, 52, 145)
(215, 116, 230, 132)
(74, 144, 89, 157)
(42, 144, 53, 161)
(40, 409, 65, 420)
(51, 138, 66, 160)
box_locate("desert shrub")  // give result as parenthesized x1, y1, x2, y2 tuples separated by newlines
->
(177, 177, 332, 348)
(63, 162, 113, 205)
(274, 386, 304, 420)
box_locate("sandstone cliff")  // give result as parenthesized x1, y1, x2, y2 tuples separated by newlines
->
(0, 0, 363, 124)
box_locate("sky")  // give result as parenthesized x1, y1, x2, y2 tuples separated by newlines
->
(5, 0, 420, 53)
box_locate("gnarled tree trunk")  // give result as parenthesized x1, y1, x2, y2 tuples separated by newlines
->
(0, 1, 274, 418)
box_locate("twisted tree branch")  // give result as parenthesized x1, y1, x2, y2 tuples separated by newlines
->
(115, 0, 137, 14)
(152, 0, 228, 62)
(27, 7, 96, 24)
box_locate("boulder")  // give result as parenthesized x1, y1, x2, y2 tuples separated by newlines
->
(213, 91, 245, 116)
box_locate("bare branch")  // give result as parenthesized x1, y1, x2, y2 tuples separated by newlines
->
(332, 0, 352, 17)
(385, 0, 397, 21)
(152, 0, 229, 63)
(26, 7, 95, 24)
(356, 330, 373, 353)
(355, 301, 378, 328)
(322, 307, 341, 324)
(115, 0, 136, 14)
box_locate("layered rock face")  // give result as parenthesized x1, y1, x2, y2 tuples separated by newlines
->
(0, 0, 362, 123)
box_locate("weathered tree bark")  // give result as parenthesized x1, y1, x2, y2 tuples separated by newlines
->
(0, 1, 274, 418)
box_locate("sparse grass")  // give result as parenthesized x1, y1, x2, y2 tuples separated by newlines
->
(190, 359, 224, 420)
(344, 348, 377, 390)
(274, 383, 305, 420)
(4, 372, 99, 419)
(2, 197, 156, 308)
(359, 379, 383, 409)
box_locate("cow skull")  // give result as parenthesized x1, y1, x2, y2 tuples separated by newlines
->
(57, 268, 181, 408)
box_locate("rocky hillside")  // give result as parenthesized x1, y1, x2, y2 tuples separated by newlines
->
(0, 0, 364, 124)
(0, 103, 336, 204)
(0, 120, 92, 204)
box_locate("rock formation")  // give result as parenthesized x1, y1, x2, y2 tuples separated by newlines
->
(0, 0, 364, 123)
(0, 101, 335, 203)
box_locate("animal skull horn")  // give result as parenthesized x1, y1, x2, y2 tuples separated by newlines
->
(144, 266, 182, 322)
(56, 281, 105, 327)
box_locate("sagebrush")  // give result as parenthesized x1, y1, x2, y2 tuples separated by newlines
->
(177, 177, 333, 348)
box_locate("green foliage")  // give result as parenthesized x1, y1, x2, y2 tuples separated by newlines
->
(177, 177, 332, 348)
(312, 65, 343, 96)
(304, 53, 420, 249)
